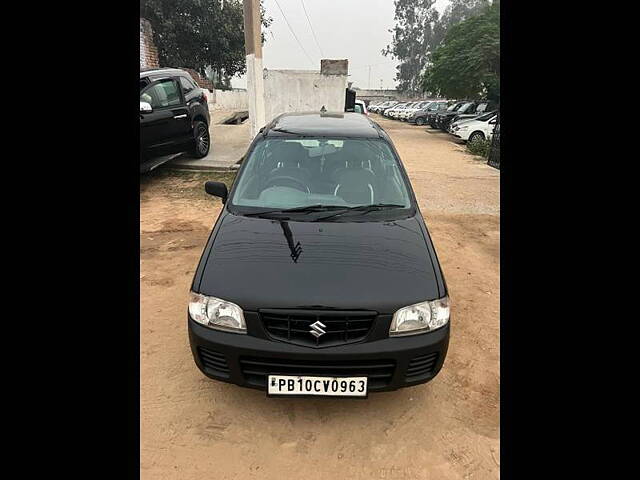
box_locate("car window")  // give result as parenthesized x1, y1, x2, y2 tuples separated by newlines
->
(140, 78, 150, 91)
(140, 79, 182, 109)
(458, 102, 474, 113)
(230, 138, 412, 213)
(179, 76, 196, 95)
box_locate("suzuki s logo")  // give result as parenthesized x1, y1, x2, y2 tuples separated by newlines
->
(309, 321, 327, 338)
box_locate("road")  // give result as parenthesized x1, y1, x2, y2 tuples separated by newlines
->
(140, 114, 500, 479)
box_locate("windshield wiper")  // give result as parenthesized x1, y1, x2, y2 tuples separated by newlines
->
(242, 204, 350, 218)
(311, 203, 406, 221)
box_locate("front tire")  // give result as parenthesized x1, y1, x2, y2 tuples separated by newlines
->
(468, 131, 485, 144)
(191, 121, 210, 159)
(416, 117, 425, 126)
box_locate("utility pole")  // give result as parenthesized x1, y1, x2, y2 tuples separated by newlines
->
(368, 65, 371, 89)
(243, 0, 265, 139)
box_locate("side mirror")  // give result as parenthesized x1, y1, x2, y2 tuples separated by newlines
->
(140, 101, 153, 114)
(205, 181, 228, 203)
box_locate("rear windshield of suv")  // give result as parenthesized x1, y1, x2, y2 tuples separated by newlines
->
(230, 138, 412, 212)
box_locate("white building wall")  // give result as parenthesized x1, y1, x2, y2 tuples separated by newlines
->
(210, 89, 249, 111)
(263, 69, 347, 124)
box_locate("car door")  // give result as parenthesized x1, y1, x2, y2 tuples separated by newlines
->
(140, 77, 192, 159)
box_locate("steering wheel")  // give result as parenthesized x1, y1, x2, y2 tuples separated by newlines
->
(264, 176, 310, 193)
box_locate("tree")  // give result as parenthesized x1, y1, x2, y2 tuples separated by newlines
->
(383, 0, 489, 95)
(439, 0, 490, 28)
(422, 1, 499, 102)
(382, 0, 442, 95)
(140, 0, 272, 88)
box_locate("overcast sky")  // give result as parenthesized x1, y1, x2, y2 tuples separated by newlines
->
(232, 0, 450, 89)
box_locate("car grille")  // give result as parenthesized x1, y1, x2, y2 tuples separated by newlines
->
(197, 347, 230, 377)
(260, 309, 376, 348)
(405, 352, 439, 382)
(240, 357, 396, 389)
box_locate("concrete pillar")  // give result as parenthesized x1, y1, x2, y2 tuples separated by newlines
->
(243, 0, 266, 139)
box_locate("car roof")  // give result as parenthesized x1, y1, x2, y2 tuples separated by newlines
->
(264, 112, 383, 139)
(140, 67, 191, 78)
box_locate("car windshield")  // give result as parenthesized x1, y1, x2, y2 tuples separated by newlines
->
(458, 102, 474, 113)
(230, 137, 413, 218)
(447, 104, 460, 111)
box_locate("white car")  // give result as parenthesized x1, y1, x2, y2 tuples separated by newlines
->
(385, 102, 409, 118)
(450, 111, 498, 143)
(372, 100, 397, 113)
(396, 102, 420, 120)
(354, 100, 368, 115)
(399, 101, 433, 121)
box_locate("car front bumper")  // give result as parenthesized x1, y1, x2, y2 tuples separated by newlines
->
(188, 315, 450, 393)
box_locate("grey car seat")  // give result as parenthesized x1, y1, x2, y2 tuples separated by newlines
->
(333, 155, 377, 204)
(265, 142, 311, 192)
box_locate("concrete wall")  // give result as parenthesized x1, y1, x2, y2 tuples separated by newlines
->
(263, 68, 348, 123)
(353, 89, 428, 104)
(210, 89, 248, 111)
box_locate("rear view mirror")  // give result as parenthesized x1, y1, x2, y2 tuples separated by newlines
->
(140, 101, 153, 113)
(205, 181, 228, 203)
(309, 144, 337, 158)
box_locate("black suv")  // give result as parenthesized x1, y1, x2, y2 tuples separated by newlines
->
(435, 101, 478, 131)
(140, 68, 211, 168)
(451, 100, 498, 125)
(188, 112, 450, 397)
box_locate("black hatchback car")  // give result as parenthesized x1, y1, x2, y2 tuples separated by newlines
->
(188, 112, 449, 397)
(140, 68, 211, 168)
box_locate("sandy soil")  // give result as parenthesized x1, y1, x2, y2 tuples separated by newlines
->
(140, 115, 500, 479)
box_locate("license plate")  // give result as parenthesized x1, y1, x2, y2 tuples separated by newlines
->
(268, 375, 367, 397)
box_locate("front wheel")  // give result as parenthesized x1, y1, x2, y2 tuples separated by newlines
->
(191, 121, 210, 158)
(468, 131, 485, 144)
(416, 117, 425, 126)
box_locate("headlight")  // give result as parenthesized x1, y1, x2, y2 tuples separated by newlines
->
(389, 296, 450, 336)
(188, 292, 247, 333)
(459, 125, 469, 130)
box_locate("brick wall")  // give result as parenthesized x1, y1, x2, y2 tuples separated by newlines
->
(182, 68, 215, 92)
(140, 18, 159, 69)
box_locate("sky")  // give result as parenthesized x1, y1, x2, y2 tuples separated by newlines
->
(232, 0, 450, 90)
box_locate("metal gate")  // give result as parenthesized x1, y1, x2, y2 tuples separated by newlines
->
(487, 120, 500, 170)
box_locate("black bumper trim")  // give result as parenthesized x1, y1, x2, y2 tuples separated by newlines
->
(188, 316, 450, 392)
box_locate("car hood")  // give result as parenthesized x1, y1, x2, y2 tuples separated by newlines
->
(198, 213, 442, 313)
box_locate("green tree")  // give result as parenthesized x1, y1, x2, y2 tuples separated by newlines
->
(383, 0, 489, 95)
(140, 0, 272, 88)
(423, 1, 499, 102)
(383, 0, 442, 95)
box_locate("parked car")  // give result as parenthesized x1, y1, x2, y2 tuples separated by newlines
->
(140, 68, 211, 167)
(451, 100, 498, 125)
(354, 100, 368, 115)
(434, 101, 477, 130)
(399, 101, 433, 121)
(388, 102, 414, 119)
(409, 101, 449, 125)
(450, 111, 498, 143)
(427, 101, 460, 128)
(188, 111, 450, 396)
(394, 102, 417, 120)
(371, 100, 397, 114)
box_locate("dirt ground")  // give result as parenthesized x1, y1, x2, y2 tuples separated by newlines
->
(140, 115, 500, 480)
